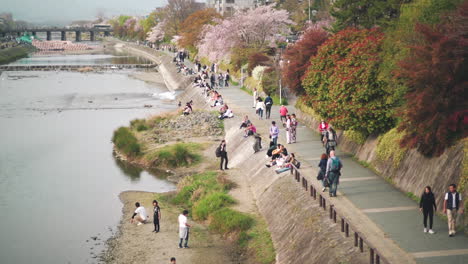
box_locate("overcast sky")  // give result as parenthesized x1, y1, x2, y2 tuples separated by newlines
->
(1, 0, 169, 24)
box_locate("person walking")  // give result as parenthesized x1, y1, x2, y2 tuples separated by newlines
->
(290, 114, 298, 143)
(178, 210, 191, 248)
(256, 97, 265, 119)
(318, 120, 329, 143)
(219, 140, 229, 170)
(317, 153, 328, 192)
(444, 184, 463, 237)
(419, 186, 436, 234)
(269, 121, 279, 146)
(253, 88, 258, 108)
(153, 200, 161, 233)
(324, 127, 337, 155)
(265, 94, 273, 119)
(325, 151, 343, 197)
(170, 257, 177, 264)
(224, 71, 230, 87)
(285, 115, 292, 144)
(131, 202, 148, 225)
(279, 105, 288, 123)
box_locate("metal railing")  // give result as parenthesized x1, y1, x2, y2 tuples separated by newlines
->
(290, 164, 386, 264)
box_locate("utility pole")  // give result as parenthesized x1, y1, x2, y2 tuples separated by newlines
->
(308, 0, 311, 22)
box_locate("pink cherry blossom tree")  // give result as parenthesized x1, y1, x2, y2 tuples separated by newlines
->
(197, 6, 293, 62)
(146, 20, 166, 43)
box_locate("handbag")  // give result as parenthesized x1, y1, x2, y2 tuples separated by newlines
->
(317, 170, 324, 180)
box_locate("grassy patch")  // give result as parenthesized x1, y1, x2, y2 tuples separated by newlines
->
(163, 171, 275, 263)
(112, 127, 141, 157)
(376, 128, 407, 168)
(0, 44, 35, 64)
(193, 193, 235, 220)
(144, 142, 202, 168)
(240, 86, 253, 95)
(406, 192, 420, 203)
(209, 208, 254, 233)
(130, 118, 148, 131)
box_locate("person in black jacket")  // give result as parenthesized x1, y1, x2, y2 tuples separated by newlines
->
(219, 140, 228, 170)
(317, 153, 328, 192)
(419, 186, 437, 234)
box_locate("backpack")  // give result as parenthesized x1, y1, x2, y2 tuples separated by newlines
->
(265, 97, 273, 105)
(328, 131, 335, 141)
(330, 158, 341, 173)
(215, 146, 221, 157)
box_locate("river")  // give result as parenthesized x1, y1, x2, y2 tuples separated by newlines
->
(0, 52, 177, 264)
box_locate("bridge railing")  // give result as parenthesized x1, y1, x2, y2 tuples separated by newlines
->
(290, 164, 387, 264)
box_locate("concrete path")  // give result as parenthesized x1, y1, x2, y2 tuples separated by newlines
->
(217, 84, 468, 264)
(156, 50, 468, 263)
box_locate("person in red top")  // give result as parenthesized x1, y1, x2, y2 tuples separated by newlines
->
(279, 105, 288, 122)
(318, 120, 329, 142)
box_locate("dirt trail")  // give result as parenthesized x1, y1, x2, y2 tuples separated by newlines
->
(104, 191, 236, 264)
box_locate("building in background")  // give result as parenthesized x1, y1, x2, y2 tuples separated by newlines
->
(206, 0, 271, 15)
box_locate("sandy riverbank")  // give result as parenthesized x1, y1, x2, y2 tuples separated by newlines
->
(103, 191, 236, 264)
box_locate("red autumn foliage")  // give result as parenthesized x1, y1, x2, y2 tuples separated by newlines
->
(247, 52, 271, 74)
(282, 25, 329, 95)
(397, 1, 468, 157)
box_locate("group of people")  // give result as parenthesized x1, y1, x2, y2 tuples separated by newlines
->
(129, 200, 190, 262)
(318, 120, 338, 155)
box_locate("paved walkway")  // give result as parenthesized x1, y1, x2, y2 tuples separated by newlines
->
(157, 50, 468, 263)
(218, 84, 468, 264)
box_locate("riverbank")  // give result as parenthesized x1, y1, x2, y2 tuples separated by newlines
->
(103, 191, 236, 264)
(0, 44, 36, 64)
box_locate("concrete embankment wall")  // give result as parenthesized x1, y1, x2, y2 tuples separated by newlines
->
(116, 41, 192, 92)
(295, 110, 466, 215)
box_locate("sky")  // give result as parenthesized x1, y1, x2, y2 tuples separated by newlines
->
(1, 0, 169, 25)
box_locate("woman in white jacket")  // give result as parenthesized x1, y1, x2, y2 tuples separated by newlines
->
(256, 97, 265, 120)
(285, 115, 292, 144)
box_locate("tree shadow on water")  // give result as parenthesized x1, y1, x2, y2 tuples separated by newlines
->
(113, 155, 172, 182)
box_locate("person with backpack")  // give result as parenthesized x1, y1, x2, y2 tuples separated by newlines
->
(325, 151, 343, 197)
(264, 94, 273, 119)
(419, 186, 436, 234)
(443, 184, 463, 237)
(324, 127, 337, 155)
(216, 140, 229, 170)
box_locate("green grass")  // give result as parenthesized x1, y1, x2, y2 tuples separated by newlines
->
(193, 192, 235, 220)
(164, 171, 275, 263)
(130, 118, 148, 131)
(209, 208, 254, 233)
(295, 98, 322, 120)
(145, 142, 202, 169)
(240, 86, 253, 95)
(0, 44, 35, 64)
(112, 127, 141, 157)
(406, 192, 420, 203)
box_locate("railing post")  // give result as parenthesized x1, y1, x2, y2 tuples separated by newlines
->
(354, 232, 358, 247)
(310, 185, 314, 197)
(370, 248, 375, 264)
(359, 238, 364, 253)
(376, 254, 380, 264)
(341, 218, 345, 232)
(323, 198, 326, 210)
(333, 209, 337, 223)
(329, 205, 333, 219)
(319, 195, 323, 207)
(345, 223, 349, 237)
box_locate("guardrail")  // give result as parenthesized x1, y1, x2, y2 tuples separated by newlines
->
(0, 64, 157, 71)
(290, 165, 386, 264)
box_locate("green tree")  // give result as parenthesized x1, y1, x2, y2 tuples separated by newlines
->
(331, 0, 407, 31)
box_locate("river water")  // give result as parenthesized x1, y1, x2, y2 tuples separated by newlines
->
(0, 53, 177, 264)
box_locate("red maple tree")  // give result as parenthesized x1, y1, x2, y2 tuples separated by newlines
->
(397, 1, 468, 156)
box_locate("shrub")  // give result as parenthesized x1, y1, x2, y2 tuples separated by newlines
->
(147, 143, 202, 168)
(130, 119, 148, 131)
(193, 192, 235, 220)
(343, 130, 368, 145)
(261, 67, 279, 96)
(376, 128, 407, 167)
(396, 2, 468, 156)
(209, 208, 254, 234)
(112, 127, 141, 157)
(302, 28, 395, 134)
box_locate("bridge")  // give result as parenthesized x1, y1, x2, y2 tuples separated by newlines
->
(0, 27, 113, 42)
